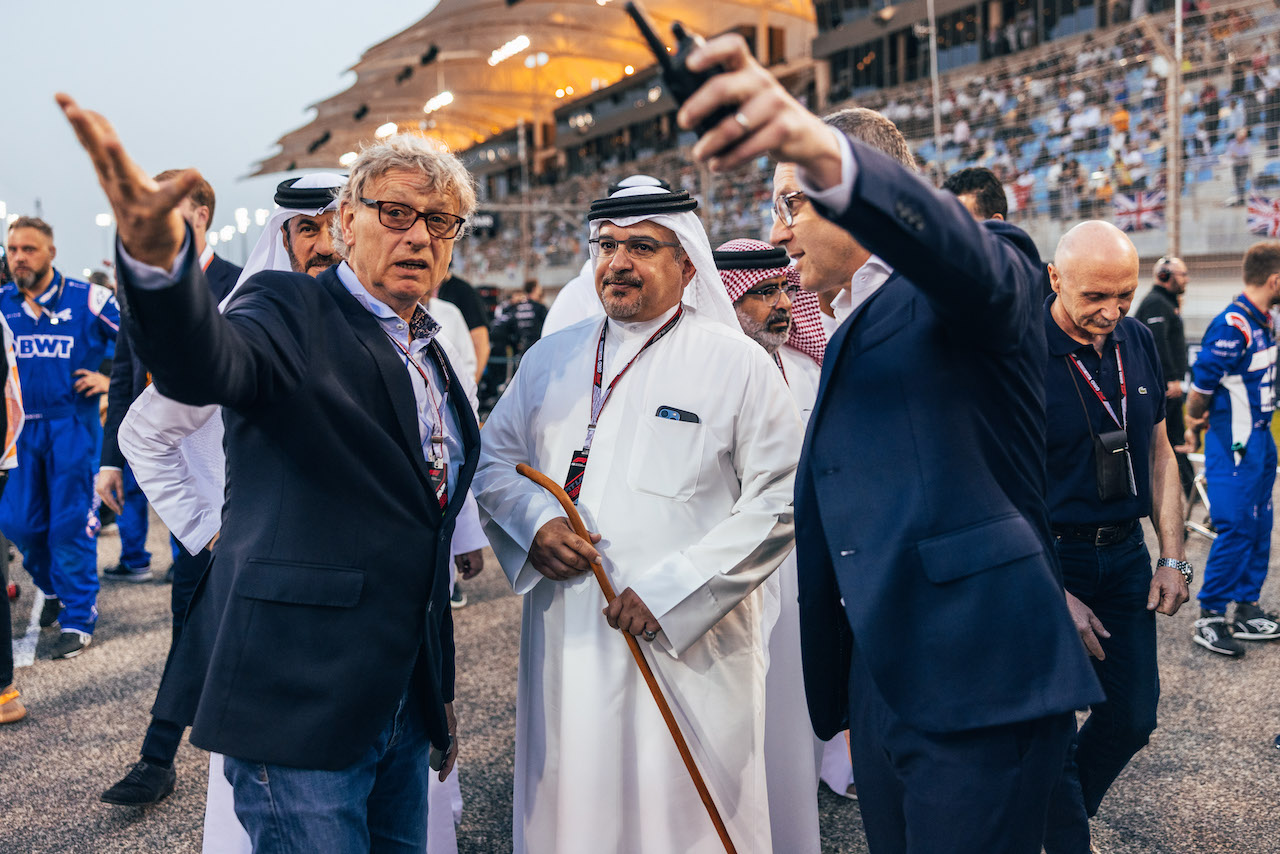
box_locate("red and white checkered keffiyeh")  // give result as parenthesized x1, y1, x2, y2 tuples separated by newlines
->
(714, 238, 827, 366)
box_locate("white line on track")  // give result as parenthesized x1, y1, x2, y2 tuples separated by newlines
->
(13, 589, 45, 668)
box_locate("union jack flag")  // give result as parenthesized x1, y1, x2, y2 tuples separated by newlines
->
(1247, 195, 1280, 237)
(1113, 190, 1166, 232)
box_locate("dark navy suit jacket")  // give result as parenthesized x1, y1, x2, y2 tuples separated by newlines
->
(117, 247, 477, 769)
(796, 139, 1103, 738)
(101, 252, 240, 470)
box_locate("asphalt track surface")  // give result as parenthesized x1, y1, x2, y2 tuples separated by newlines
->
(2, 508, 1278, 853)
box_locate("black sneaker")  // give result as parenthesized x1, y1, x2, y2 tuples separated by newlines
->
(1233, 602, 1280, 641)
(450, 583, 467, 609)
(38, 597, 62, 628)
(51, 630, 91, 660)
(1193, 612, 1246, 657)
(103, 563, 154, 583)
(101, 760, 177, 806)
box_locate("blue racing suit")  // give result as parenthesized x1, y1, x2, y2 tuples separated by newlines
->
(0, 270, 119, 634)
(1190, 295, 1277, 612)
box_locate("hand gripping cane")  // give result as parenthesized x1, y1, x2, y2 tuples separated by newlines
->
(516, 464, 738, 854)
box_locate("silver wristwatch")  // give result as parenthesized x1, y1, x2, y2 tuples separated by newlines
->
(1157, 558, 1193, 585)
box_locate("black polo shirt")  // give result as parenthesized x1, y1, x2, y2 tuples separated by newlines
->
(1044, 295, 1166, 525)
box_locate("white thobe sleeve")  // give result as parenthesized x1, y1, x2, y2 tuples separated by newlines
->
(632, 353, 801, 656)
(472, 364, 570, 594)
(451, 491, 488, 556)
(118, 384, 222, 556)
(434, 332, 480, 416)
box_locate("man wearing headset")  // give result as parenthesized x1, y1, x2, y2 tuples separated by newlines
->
(1134, 257, 1193, 495)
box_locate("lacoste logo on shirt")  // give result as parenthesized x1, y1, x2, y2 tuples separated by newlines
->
(1138, 386, 1148, 394)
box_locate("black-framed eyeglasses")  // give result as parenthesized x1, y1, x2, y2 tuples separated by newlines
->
(771, 191, 807, 227)
(741, 283, 800, 306)
(360, 198, 466, 239)
(588, 236, 682, 259)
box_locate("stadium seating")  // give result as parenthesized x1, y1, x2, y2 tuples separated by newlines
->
(454, 0, 1280, 286)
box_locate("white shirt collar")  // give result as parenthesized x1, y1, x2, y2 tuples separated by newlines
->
(832, 255, 894, 323)
(335, 261, 441, 346)
(336, 261, 396, 319)
(198, 243, 215, 271)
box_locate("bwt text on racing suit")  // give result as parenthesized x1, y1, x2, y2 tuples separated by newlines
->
(0, 270, 119, 636)
(1190, 296, 1277, 623)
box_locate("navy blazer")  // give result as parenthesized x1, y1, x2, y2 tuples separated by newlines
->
(101, 252, 240, 470)
(116, 246, 478, 769)
(204, 252, 241, 303)
(795, 140, 1102, 738)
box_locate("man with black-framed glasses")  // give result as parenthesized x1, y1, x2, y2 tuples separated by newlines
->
(359, 197, 466, 239)
(61, 91, 479, 852)
(769, 145, 870, 338)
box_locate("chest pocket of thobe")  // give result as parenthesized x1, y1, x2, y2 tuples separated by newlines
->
(626, 414, 706, 502)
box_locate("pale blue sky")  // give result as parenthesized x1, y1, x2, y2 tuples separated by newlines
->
(2, 1, 435, 274)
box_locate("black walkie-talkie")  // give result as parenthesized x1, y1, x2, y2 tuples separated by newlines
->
(624, 1, 736, 137)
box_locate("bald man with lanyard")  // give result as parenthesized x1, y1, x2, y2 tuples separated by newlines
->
(1039, 222, 1189, 853)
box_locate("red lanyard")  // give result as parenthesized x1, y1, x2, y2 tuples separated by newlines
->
(773, 351, 788, 385)
(563, 306, 682, 503)
(1068, 345, 1126, 431)
(384, 331, 453, 507)
(584, 306, 683, 452)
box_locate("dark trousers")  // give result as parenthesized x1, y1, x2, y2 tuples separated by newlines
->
(140, 546, 212, 767)
(116, 465, 152, 570)
(1232, 163, 1249, 201)
(847, 642, 1074, 854)
(1166, 400, 1195, 497)
(1044, 525, 1158, 853)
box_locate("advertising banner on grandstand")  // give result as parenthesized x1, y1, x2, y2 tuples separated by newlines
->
(1113, 190, 1166, 232)
(1247, 195, 1280, 237)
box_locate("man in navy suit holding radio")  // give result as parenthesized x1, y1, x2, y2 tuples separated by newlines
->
(681, 36, 1102, 854)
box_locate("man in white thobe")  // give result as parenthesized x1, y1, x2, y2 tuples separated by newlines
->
(473, 186, 801, 854)
(713, 238, 825, 853)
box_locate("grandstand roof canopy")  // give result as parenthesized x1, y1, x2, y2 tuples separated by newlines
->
(252, 0, 814, 176)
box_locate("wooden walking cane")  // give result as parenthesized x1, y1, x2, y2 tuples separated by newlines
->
(516, 464, 739, 854)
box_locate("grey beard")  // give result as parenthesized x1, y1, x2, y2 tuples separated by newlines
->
(602, 296, 643, 319)
(14, 272, 37, 290)
(735, 307, 789, 354)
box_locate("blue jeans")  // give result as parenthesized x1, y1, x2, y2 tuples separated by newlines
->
(223, 686, 430, 854)
(1043, 525, 1158, 853)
